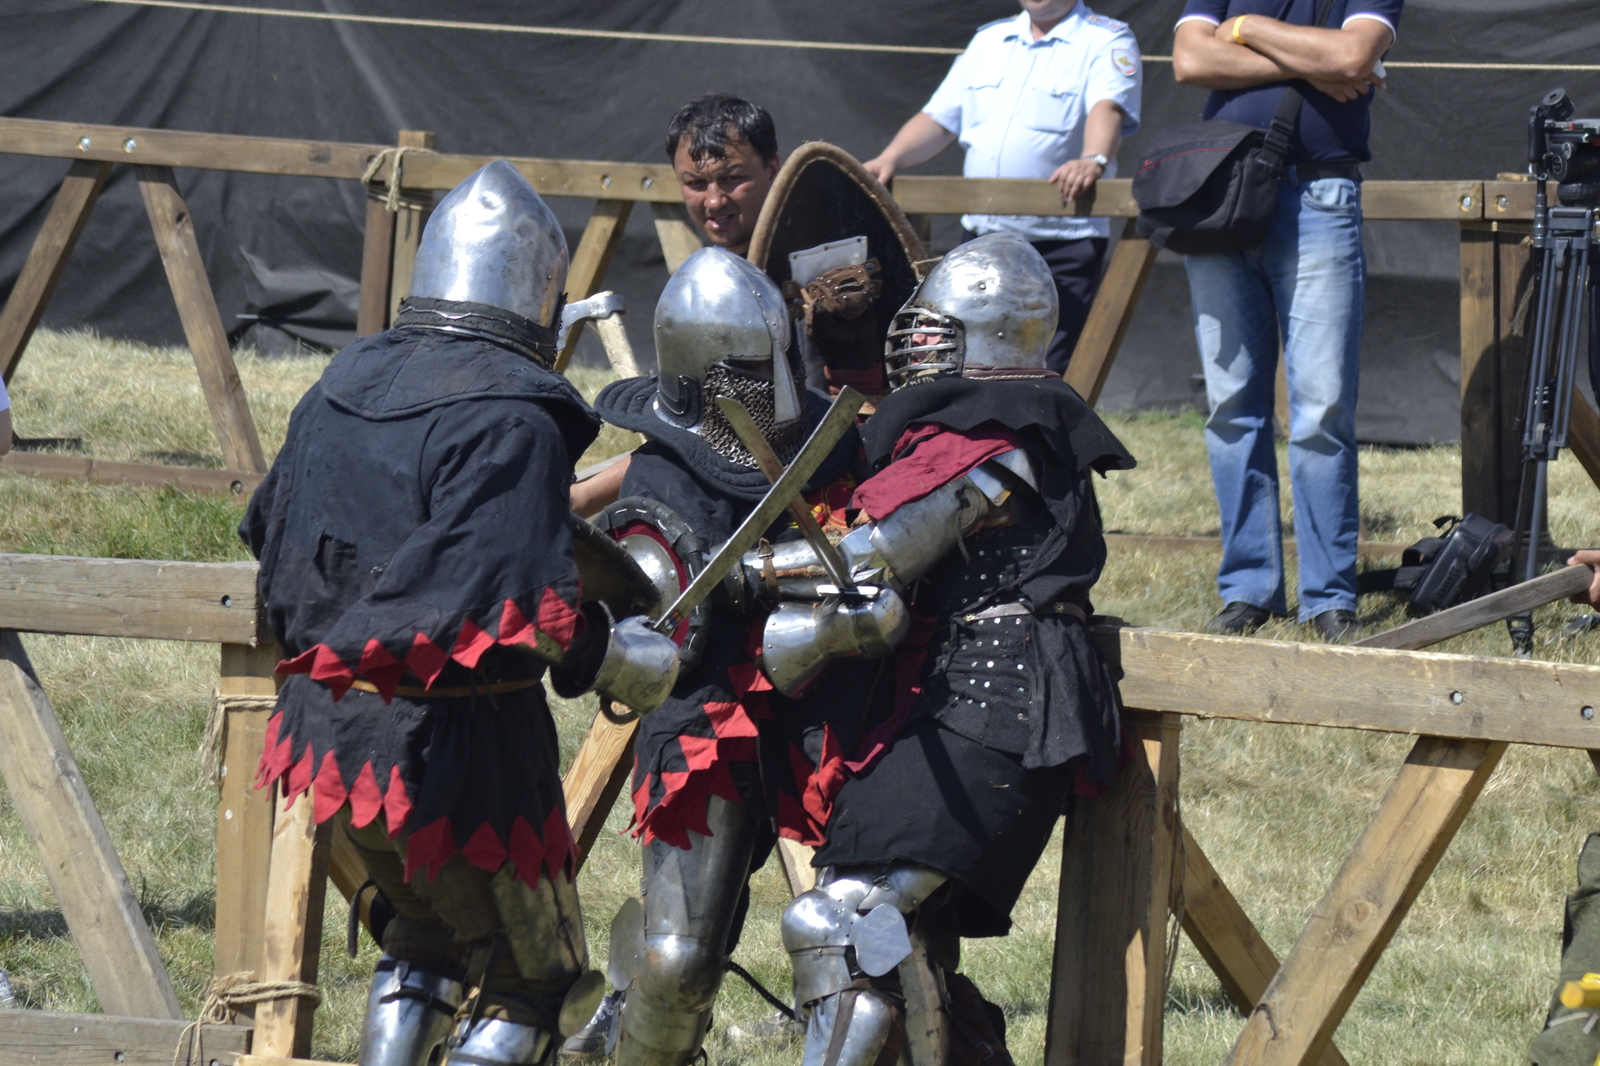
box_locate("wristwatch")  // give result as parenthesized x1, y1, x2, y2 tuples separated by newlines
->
(1083, 153, 1109, 169)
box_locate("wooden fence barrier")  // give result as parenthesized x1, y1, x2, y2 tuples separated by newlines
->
(0, 551, 1598, 1063)
(2, 116, 1589, 530)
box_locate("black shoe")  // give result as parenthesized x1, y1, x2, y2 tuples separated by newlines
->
(1312, 609, 1362, 643)
(1206, 602, 1272, 635)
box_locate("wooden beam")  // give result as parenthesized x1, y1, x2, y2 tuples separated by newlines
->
(1045, 712, 1180, 1066)
(1484, 179, 1537, 222)
(1359, 181, 1481, 221)
(1459, 222, 1501, 521)
(1180, 827, 1351, 1066)
(562, 710, 637, 872)
(0, 1010, 248, 1066)
(0, 450, 265, 496)
(0, 630, 183, 1019)
(0, 116, 384, 179)
(1222, 737, 1505, 1066)
(251, 788, 331, 1059)
(356, 192, 396, 337)
(396, 153, 681, 201)
(214, 644, 280, 995)
(1566, 388, 1600, 495)
(893, 176, 1137, 219)
(1102, 626, 1600, 750)
(0, 553, 262, 643)
(136, 165, 267, 473)
(387, 131, 436, 324)
(1355, 565, 1593, 651)
(651, 202, 704, 275)
(0, 159, 112, 382)
(1063, 219, 1159, 405)
(554, 199, 634, 372)
(776, 839, 819, 895)
(1104, 533, 1408, 559)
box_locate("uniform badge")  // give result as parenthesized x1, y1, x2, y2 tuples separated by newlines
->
(1111, 48, 1138, 78)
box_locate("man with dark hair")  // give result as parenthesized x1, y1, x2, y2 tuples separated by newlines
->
(666, 93, 781, 256)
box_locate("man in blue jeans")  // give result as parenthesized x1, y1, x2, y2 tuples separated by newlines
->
(1173, 0, 1400, 640)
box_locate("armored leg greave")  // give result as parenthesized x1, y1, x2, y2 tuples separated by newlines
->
(443, 1017, 553, 1066)
(783, 863, 948, 1066)
(613, 795, 762, 1066)
(358, 955, 465, 1066)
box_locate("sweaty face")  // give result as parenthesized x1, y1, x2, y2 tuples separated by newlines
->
(674, 137, 780, 256)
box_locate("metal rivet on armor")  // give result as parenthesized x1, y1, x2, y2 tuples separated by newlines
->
(980, 573, 987, 580)
(993, 639, 1000, 646)
(984, 681, 991, 688)
(1017, 713, 1026, 721)
(1017, 663, 1024, 669)
(969, 679, 976, 685)
(980, 702, 987, 708)
(987, 661, 994, 668)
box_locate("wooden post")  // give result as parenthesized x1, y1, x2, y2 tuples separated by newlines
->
(651, 202, 704, 276)
(553, 199, 635, 372)
(1044, 711, 1180, 1066)
(1063, 218, 1159, 406)
(135, 165, 267, 473)
(776, 839, 818, 895)
(0, 159, 113, 383)
(356, 193, 397, 337)
(0, 630, 183, 1019)
(214, 643, 280, 994)
(1222, 736, 1506, 1066)
(1566, 388, 1600, 494)
(388, 131, 437, 323)
(1180, 827, 1350, 1066)
(562, 710, 638, 872)
(252, 788, 332, 1058)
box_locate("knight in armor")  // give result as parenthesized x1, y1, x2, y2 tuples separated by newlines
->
(241, 160, 680, 1066)
(751, 232, 1137, 1066)
(578, 245, 870, 1066)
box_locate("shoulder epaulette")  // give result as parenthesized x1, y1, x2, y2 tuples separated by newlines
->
(1082, 11, 1130, 31)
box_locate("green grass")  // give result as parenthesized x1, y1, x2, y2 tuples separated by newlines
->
(2, 329, 1600, 1063)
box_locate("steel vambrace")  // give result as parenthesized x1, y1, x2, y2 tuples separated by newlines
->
(591, 615, 679, 714)
(761, 589, 910, 697)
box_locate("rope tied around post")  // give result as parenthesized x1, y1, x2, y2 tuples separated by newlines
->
(199, 690, 278, 788)
(172, 971, 323, 1066)
(361, 144, 438, 212)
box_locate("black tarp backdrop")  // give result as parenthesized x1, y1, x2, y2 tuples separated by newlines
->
(0, 0, 1596, 442)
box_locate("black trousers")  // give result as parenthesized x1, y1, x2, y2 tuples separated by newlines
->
(964, 231, 1109, 375)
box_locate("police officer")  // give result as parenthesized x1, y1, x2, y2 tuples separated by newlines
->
(863, 0, 1143, 373)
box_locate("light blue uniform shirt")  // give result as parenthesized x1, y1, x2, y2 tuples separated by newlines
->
(923, 4, 1142, 241)
(0, 374, 8, 414)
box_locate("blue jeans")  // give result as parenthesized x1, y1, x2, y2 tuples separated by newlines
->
(1185, 176, 1365, 621)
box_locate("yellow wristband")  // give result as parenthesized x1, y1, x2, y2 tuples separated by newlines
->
(1232, 15, 1248, 44)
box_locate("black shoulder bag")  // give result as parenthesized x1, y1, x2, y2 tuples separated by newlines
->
(1132, 0, 1339, 255)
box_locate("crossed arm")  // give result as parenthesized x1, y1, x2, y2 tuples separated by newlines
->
(1173, 15, 1393, 103)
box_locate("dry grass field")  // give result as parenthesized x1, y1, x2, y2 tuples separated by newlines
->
(3, 328, 1600, 1064)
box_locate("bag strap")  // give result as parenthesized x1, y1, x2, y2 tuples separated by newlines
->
(1258, 0, 1342, 169)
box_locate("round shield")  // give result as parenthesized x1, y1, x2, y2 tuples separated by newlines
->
(747, 142, 927, 399)
(590, 496, 710, 672)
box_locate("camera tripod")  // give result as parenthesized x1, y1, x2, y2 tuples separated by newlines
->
(1506, 162, 1599, 655)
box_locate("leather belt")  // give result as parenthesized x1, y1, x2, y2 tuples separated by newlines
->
(346, 677, 540, 699)
(1287, 160, 1363, 184)
(962, 601, 1087, 624)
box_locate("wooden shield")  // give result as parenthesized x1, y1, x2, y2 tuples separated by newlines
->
(748, 142, 927, 398)
(570, 513, 659, 620)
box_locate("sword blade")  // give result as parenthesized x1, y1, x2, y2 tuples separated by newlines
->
(654, 387, 865, 633)
(714, 396, 857, 592)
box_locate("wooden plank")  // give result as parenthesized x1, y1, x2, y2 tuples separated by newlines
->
(0, 116, 384, 179)
(387, 131, 436, 323)
(0, 553, 262, 643)
(554, 199, 634, 372)
(1359, 181, 1481, 221)
(1101, 626, 1600, 750)
(0, 629, 183, 1019)
(894, 176, 1137, 219)
(214, 643, 281, 991)
(1222, 736, 1505, 1066)
(776, 839, 818, 895)
(0, 1010, 248, 1066)
(651, 201, 704, 275)
(562, 709, 638, 872)
(136, 165, 266, 473)
(1459, 222, 1501, 520)
(397, 153, 681, 201)
(356, 192, 396, 337)
(1104, 533, 1407, 559)
(1484, 179, 1538, 222)
(1045, 712, 1180, 1066)
(0, 160, 112, 382)
(1180, 827, 1351, 1066)
(252, 788, 331, 1059)
(1566, 388, 1600, 494)
(1063, 218, 1158, 405)
(1355, 565, 1593, 651)
(0, 450, 265, 496)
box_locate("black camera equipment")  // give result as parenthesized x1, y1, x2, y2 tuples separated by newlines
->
(1507, 88, 1600, 655)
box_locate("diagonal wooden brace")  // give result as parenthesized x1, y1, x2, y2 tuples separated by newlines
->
(1062, 217, 1158, 406)
(1222, 735, 1506, 1066)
